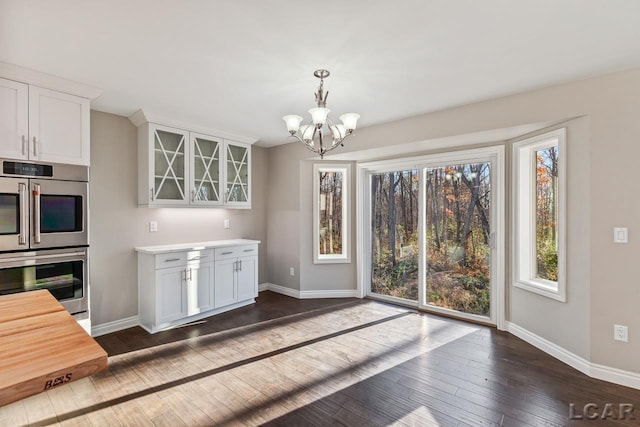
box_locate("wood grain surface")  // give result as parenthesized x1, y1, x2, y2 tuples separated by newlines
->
(0, 290, 107, 407)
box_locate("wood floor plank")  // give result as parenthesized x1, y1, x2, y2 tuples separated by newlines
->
(3, 291, 640, 426)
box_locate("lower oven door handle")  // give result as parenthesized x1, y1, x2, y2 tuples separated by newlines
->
(33, 183, 41, 243)
(0, 251, 86, 266)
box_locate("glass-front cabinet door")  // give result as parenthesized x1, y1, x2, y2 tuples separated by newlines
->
(150, 124, 188, 205)
(190, 132, 222, 206)
(224, 141, 251, 208)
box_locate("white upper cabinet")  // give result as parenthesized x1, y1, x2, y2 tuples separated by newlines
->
(131, 110, 255, 208)
(224, 141, 251, 207)
(0, 75, 92, 166)
(0, 78, 28, 160)
(143, 123, 189, 206)
(28, 86, 90, 165)
(190, 132, 223, 206)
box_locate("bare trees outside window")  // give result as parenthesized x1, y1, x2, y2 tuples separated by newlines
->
(425, 163, 491, 316)
(535, 147, 558, 281)
(371, 170, 419, 301)
(314, 164, 350, 264)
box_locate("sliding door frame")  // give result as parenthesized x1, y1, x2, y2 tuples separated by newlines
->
(357, 146, 505, 330)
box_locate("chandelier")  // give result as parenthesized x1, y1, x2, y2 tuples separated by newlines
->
(283, 69, 360, 159)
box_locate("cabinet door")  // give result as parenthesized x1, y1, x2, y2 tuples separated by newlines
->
(187, 261, 214, 315)
(214, 258, 237, 308)
(236, 255, 258, 301)
(190, 132, 223, 206)
(224, 141, 250, 208)
(0, 78, 28, 160)
(28, 85, 90, 165)
(156, 266, 188, 324)
(149, 124, 189, 205)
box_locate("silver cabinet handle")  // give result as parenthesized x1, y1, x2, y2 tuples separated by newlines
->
(32, 136, 38, 156)
(21, 135, 27, 156)
(165, 258, 180, 262)
(221, 251, 233, 255)
(150, 188, 154, 202)
(239, 260, 242, 271)
(18, 182, 27, 245)
(188, 268, 192, 281)
(33, 183, 41, 243)
(243, 249, 254, 252)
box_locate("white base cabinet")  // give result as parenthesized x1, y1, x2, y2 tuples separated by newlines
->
(137, 240, 259, 333)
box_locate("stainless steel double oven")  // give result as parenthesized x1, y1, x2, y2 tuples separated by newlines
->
(0, 159, 89, 317)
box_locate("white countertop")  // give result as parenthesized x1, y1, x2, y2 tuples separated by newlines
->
(135, 239, 260, 254)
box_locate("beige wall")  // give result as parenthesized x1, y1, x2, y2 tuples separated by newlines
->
(266, 68, 640, 374)
(89, 111, 268, 326)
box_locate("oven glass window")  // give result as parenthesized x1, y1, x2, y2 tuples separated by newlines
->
(0, 194, 19, 235)
(0, 260, 83, 301)
(40, 195, 83, 233)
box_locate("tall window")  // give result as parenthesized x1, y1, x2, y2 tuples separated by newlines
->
(513, 129, 566, 301)
(314, 164, 350, 264)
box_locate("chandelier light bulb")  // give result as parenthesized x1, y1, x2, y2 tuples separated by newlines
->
(282, 115, 303, 133)
(282, 69, 359, 159)
(309, 107, 330, 125)
(339, 113, 360, 131)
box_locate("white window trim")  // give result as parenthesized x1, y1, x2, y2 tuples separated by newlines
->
(512, 128, 566, 302)
(313, 163, 351, 264)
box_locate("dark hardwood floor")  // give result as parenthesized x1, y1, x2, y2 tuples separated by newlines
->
(1, 291, 639, 426)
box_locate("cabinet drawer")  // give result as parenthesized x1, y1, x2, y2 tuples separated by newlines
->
(215, 244, 258, 260)
(155, 252, 187, 269)
(186, 249, 214, 264)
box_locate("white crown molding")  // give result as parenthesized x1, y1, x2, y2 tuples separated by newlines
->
(128, 109, 257, 145)
(506, 321, 640, 390)
(0, 61, 102, 100)
(91, 315, 139, 337)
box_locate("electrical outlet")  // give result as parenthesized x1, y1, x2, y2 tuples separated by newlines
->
(224, 219, 230, 229)
(149, 221, 158, 232)
(289, 267, 295, 276)
(614, 324, 628, 342)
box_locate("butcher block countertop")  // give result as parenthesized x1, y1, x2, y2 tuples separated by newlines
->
(0, 290, 107, 407)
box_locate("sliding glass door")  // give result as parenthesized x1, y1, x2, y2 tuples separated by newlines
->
(362, 147, 504, 325)
(370, 170, 419, 302)
(424, 161, 492, 318)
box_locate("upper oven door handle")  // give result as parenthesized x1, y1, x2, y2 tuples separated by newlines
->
(33, 183, 41, 244)
(18, 182, 28, 245)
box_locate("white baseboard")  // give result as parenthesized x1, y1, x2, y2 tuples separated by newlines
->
(92, 315, 139, 337)
(506, 321, 640, 390)
(262, 283, 301, 298)
(299, 289, 359, 299)
(260, 283, 358, 299)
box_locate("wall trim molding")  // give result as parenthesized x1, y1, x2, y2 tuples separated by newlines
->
(506, 321, 640, 390)
(261, 283, 301, 298)
(299, 289, 359, 299)
(92, 315, 139, 337)
(260, 283, 358, 299)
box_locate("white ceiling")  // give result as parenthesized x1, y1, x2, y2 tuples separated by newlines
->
(2, 0, 640, 147)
